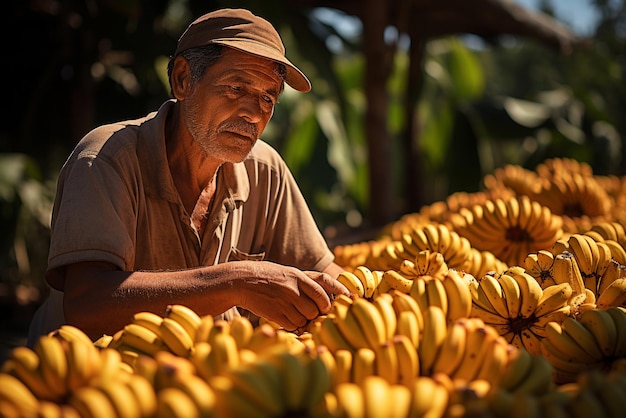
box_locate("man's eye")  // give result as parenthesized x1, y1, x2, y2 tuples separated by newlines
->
(262, 94, 275, 104)
(230, 86, 241, 92)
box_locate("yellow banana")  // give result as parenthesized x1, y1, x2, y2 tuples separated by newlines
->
(0, 372, 39, 417)
(431, 319, 466, 376)
(391, 334, 419, 387)
(530, 305, 572, 337)
(125, 374, 157, 418)
(334, 382, 364, 418)
(372, 294, 397, 340)
(221, 359, 284, 416)
(349, 298, 387, 349)
(604, 239, 626, 265)
(34, 334, 69, 400)
(567, 234, 596, 277)
(159, 317, 194, 357)
(498, 347, 534, 392)
(511, 353, 553, 396)
(414, 249, 449, 279)
(97, 380, 142, 418)
(498, 273, 522, 319)
(351, 347, 376, 386)
(519, 329, 543, 355)
(480, 274, 510, 318)
(535, 283, 573, 317)
(69, 386, 118, 418)
(52, 324, 94, 347)
(453, 321, 499, 382)
(408, 376, 449, 418)
(165, 304, 202, 341)
(333, 349, 353, 385)
(353, 266, 378, 299)
(596, 277, 626, 310)
(334, 304, 370, 350)
(192, 315, 215, 344)
(552, 251, 586, 298)
(316, 316, 355, 353)
(418, 306, 447, 375)
(361, 375, 393, 418)
(577, 308, 618, 357)
(120, 323, 167, 356)
(507, 266, 544, 317)
(441, 269, 473, 321)
(229, 316, 254, 350)
(605, 306, 626, 357)
(131, 311, 165, 337)
(471, 276, 501, 315)
(337, 271, 365, 298)
(390, 290, 424, 330)
(524, 250, 557, 288)
(395, 310, 420, 349)
(2, 345, 59, 401)
(154, 386, 200, 418)
(568, 388, 608, 418)
(169, 373, 216, 417)
(206, 332, 240, 376)
(475, 337, 509, 384)
(424, 278, 449, 318)
(374, 340, 399, 384)
(382, 270, 413, 294)
(66, 337, 101, 392)
(303, 355, 333, 413)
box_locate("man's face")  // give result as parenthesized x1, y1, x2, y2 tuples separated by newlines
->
(181, 47, 282, 162)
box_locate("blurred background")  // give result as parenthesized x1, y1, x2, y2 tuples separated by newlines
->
(1, 0, 624, 348)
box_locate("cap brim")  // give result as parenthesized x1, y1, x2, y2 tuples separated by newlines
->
(211, 39, 311, 92)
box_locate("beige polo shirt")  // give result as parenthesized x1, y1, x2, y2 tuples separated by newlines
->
(30, 100, 334, 341)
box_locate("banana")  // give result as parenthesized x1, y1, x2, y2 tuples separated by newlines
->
(361, 375, 393, 418)
(334, 304, 370, 350)
(512, 353, 553, 396)
(93, 334, 114, 348)
(414, 249, 449, 279)
(333, 382, 364, 418)
(333, 349, 353, 385)
(66, 337, 101, 392)
(159, 317, 194, 357)
(567, 234, 596, 277)
(480, 274, 510, 318)
(132, 311, 165, 336)
(374, 340, 399, 384)
(351, 347, 376, 385)
(604, 239, 626, 265)
(524, 250, 557, 288)
(349, 298, 387, 349)
(535, 283, 573, 317)
(531, 305, 572, 337)
(424, 278, 449, 318)
(418, 306, 448, 375)
(52, 324, 94, 347)
(391, 334, 419, 387)
(120, 323, 167, 356)
(125, 374, 157, 418)
(386, 384, 412, 418)
(498, 347, 533, 392)
(353, 266, 378, 299)
(470, 303, 510, 326)
(409, 376, 449, 418)
(169, 373, 216, 417)
(560, 317, 604, 361)
(544, 321, 596, 363)
(596, 277, 626, 310)
(475, 337, 509, 385)
(165, 304, 202, 341)
(390, 290, 424, 330)
(193, 315, 215, 344)
(97, 379, 142, 418)
(567, 388, 608, 418)
(441, 269, 473, 321)
(303, 355, 333, 413)
(431, 319, 467, 377)
(507, 266, 545, 319)
(154, 386, 200, 418)
(605, 306, 626, 357)
(69, 386, 118, 418)
(519, 329, 543, 355)
(495, 273, 521, 320)
(337, 271, 365, 298)
(0, 372, 39, 416)
(206, 332, 240, 376)
(2, 345, 59, 401)
(268, 350, 311, 413)
(453, 321, 500, 382)
(552, 251, 586, 298)
(395, 310, 420, 349)
(229, 316, 254, 350)
(34, 334, 69, 400)
(382, 270, 413, 294)
(220, 360, 284, 416)
(316, 316, 355, 353)
(372, 294, 397, 340)
(577, 308, 618, 357)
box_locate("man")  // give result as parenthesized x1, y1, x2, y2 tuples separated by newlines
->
(28, 8, 349, 343)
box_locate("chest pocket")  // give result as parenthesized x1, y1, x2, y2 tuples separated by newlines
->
(227, 247, 265, 262)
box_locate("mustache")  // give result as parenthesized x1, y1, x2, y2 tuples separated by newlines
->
(219, 121, 258, 139)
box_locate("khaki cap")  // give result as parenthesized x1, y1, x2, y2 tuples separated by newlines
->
(174, 8, 311, 92)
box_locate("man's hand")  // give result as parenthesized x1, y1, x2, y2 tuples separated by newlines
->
(237, 262, 350, 331)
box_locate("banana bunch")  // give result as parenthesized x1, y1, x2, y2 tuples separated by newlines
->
(210, 346, 332, 418)
(456, 195, 563, 267)
(333, 238, 395, 272)
(426, 315, 511, 385)
(398, 250, 450, 280)
(585, 221, 626, 265)
(321, 375, 425, 418)
(464, 247, 509, 279)
(469, 266, 575, 354)
(408, 269, 475, 323)
(497, 347, 554, 398)
(336, 266, 384, 300)
(311, 295, 392, 353)
(540, 307, 626, 384)
(556, 368, 626, 418)
(397, 223, 473, 271)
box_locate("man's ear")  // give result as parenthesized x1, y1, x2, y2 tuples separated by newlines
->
(170, 56, 191, 100)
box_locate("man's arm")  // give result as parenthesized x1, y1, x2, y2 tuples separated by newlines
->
(63, 260, 349, 340)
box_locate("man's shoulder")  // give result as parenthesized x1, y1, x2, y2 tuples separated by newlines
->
(247, 140, 284, 166)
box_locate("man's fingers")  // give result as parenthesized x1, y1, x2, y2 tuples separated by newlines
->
(301, 272, 351, 314)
